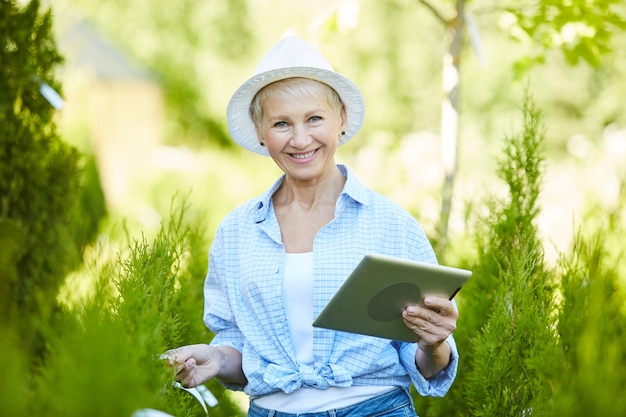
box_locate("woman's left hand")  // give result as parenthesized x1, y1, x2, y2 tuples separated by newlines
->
(402, 296, 457, 378)
(402, 296, 458, 349)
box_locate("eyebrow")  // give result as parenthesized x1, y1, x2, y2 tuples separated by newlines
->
(266, 107, 328, 120)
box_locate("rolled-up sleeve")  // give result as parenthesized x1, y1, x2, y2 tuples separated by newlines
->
(399, 334, 458, 396)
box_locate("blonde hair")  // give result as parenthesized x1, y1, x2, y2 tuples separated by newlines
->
(250, 77, 344, 126)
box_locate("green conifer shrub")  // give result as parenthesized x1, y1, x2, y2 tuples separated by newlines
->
(539, 197, 626, 415)
(30, 200, 243, 416)
(413, 90, 559, 416)
(459, 91, 559, 416)
(413, 88, 626, 417)
(0, 0, 87, 349)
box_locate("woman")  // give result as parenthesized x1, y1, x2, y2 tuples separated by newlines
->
(167, 35, 459, 416)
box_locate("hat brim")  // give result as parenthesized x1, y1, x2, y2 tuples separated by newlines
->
(227, 67, 365, 156)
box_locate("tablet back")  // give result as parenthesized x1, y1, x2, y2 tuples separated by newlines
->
(312, 254, 471, 342)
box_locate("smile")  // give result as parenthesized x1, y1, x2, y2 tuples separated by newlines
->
(290, 150, 316, 159)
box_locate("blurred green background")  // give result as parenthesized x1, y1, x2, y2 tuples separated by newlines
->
(2, 0, 626, 415)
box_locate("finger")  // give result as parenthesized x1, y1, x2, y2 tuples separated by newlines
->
(426, 309, 440, 324)
(423, 297, 455, 317)
(164, 349, 183, 363)
(403, 317, 438, 346)
(158, 352, 179, 368)
(403, 306, 455, 339)
(404, 304, 441, 321)
(174, 358, 197, 375)
(423, 297, 443, 312)
(161, 350, 194, 371)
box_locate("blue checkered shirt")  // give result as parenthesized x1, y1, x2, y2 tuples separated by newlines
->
(203, 165, 458, 397)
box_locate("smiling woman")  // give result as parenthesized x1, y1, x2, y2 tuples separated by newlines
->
(166, 35, 459, 416)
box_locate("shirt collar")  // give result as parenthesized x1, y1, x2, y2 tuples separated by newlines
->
(337, 164, 369, 208)
(251, 164, 369, 223)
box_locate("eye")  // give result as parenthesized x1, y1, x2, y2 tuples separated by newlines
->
(309, 115, 322, 123)
(273, 121, 288, 128)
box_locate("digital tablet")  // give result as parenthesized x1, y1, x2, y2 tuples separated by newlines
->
(312, 253, 472, 342)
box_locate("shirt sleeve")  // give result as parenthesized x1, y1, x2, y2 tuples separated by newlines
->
(399, 334, 459, 397)
(202, 227, 248, 391)
(400, 211, 459, 395)
(203, 229, 239, 344)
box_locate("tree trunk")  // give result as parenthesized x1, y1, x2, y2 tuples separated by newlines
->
(437, 0, 465, 255)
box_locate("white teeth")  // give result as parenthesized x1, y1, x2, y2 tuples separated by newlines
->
(292, 150, 315, 159)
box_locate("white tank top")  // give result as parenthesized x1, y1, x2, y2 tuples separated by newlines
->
(253, 252, 394, 412)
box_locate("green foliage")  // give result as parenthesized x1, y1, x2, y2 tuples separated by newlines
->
(0, 0, 62, 117)
(14, 199, 243, 416)
(1, 3, 245, 414)
(0, 0, 91, 350)
(462, 90, 557, 416)
(33, 308, 171, 417)
(412, 85, 626, 417)
(413, 89, 558, 415)
(539, 197, 626, 416)
(503, 0, 626, 72)
(0, 329, 31, 416)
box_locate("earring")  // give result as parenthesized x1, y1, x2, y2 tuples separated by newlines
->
(259, 141, 266, 147)
(341, 131, 346, 136)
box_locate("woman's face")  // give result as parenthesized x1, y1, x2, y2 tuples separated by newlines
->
(254, 83, 347, 183)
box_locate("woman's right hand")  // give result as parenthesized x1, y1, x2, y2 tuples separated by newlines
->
(165, 344, 221, 387)
(165, 344, 246, 388)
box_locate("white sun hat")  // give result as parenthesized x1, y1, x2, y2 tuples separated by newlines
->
(226, 35, 366, 156)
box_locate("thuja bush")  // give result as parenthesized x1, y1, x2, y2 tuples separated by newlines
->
(0, 0, 90, 349)
(539, 198, 626, 415)
(29, 200, 242, 416)
(462, 92, 559, 416)
(0, 6, 100, 416)
(414, 88, 626, 416)
(0, 2, 238, 414)
(465, 92, 561, 416)
(414, 90, 558, 415)
(1, 2, 108, 415)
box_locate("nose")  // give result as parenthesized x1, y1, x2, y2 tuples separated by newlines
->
(290, 124, 312, 149)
